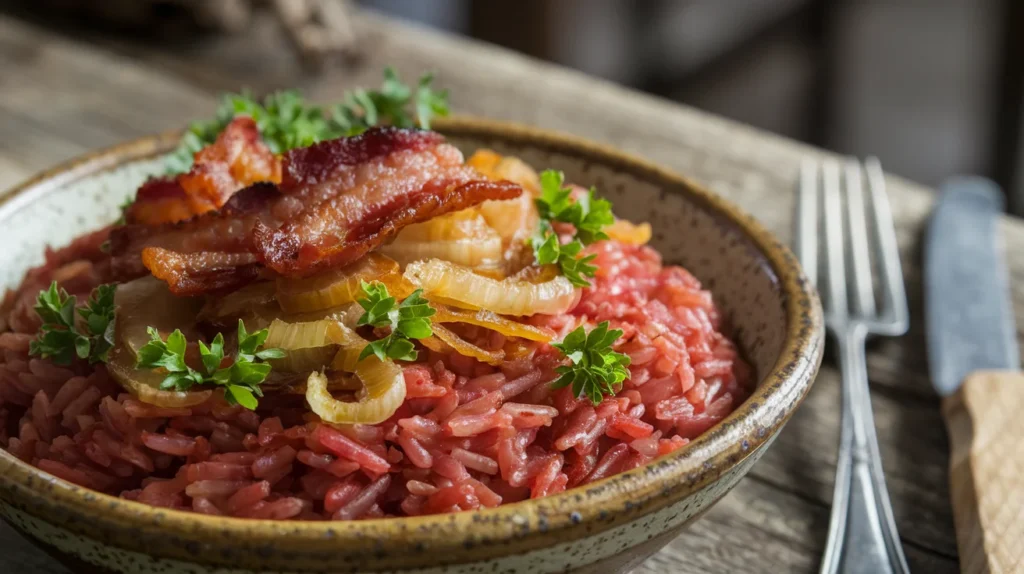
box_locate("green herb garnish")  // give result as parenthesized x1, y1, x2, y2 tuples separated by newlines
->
(535, 170, 614, 244)
(165, 67, 449, 174)
(135, 320, 285, 410)
(332, 69, 450, 135)
(356, 281, 436, 362)
(531, 170, 615, 287)
(29, 282, 116, 366)
(551, 321, 631, 405)
(532, 230, 598, 288)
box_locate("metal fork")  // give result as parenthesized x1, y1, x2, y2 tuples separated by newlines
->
(796, 157, 910, 574)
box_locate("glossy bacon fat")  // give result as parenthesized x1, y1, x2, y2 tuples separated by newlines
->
(123, 117, 281, 226)
(110, 127, 521, 295)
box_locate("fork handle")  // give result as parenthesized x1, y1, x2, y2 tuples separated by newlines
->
(821, 330, 910, 574)
(943, 370, 1024, 574)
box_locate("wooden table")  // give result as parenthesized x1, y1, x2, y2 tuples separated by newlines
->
(2, 7, 1010, 573)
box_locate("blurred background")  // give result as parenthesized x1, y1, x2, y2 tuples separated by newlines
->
(365, 0, 1020, 212)
(5, 0, 1023, 212)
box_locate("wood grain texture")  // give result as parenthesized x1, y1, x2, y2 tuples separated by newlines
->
(0, 6, 1009, 572)
(943, 371, 1024, 574)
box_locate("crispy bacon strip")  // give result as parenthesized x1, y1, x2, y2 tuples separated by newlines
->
(123, 117, 281, 226)
(179, 116, 281, 210)
(280, 128, 444, 189)
(123, 178, 193, 226)
(110, 183, 279, 282)
(142, 248, 262, 295)
(254, 178, 520, 276)
(110, 128, 522, 295)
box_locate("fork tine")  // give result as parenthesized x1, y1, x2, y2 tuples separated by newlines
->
(797, 159, 819, 287)
(822, 160, 848, 321)
(863, 157, 909, 333)
(843, 159, 877, 317)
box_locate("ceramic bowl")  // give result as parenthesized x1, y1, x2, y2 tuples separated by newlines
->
(0, 117, 824, 573)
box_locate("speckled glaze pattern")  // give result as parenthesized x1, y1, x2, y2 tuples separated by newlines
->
(0, 118, 824, 574)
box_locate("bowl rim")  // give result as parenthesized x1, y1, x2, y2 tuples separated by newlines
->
(0, 116, 824, 570)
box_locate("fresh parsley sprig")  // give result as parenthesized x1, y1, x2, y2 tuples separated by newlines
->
(332, 69, 450, 135)
(532, 228, 598, 288)
(356, 281, 436, 362)
(551, 321, 631, 405)
(535, 171, 614, 243)
(29, 282, 116, 366)
(531, 170, 615, 287)
(135, 320, 285, 410)
(165, 67, 449, 174)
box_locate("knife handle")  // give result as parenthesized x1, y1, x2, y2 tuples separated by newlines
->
(942, 370, 1024, 573)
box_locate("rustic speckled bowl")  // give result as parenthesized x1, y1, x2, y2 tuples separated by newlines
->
(0, 117, 823, 573)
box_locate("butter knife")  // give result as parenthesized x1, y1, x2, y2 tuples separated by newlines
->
(924, 177, 1022, 573)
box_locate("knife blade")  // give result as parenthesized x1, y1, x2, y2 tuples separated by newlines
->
(924, 177, 1019, 396)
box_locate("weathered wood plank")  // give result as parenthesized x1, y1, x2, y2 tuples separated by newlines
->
(0, 8, 1007, 572)
(755, 367, 957, 556)
(0, 522, 67, 573)
(0, 15, 215, 192)
(633, 475, 958, 574)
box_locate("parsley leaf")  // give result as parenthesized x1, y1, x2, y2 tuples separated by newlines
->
(414, 72, 450, 130)
(531, 232, 598, 288)
(535, 170, 612, 243)
(134, 320, 284, 410)
(29, 282, 116, 365)
(535, 170, 574, 221)
(568, 191, 615, 245)
(356, 281, 436, 362)
(79, 284, 117, 363)
(531, 170, 615, 287)
(165, 68, 449, 174)
(550, 321, 631, 405)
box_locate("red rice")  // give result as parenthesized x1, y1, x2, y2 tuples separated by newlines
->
(0, 237, 752, 520)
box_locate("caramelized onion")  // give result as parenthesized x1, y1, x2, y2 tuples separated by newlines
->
(109, 277, 211, 407)
(382, 235, 502, 268)
(264, 319, 334, 352)
(263, 319, 338, 373)
(273, 346, 338, 374)
(404, 259, 579, 316)
(605, 220, 652, 245)
(466, 150, 541, 196)
(427, 324, 504, 365)
(285, 303, 363, 329)
(305, 321, 406, 425)
(306, 365, 404, 426)
(465, 150, 540, 252)
(275, 253, 411, 314)
(199, 281, 283, 330)
(264, 319, 406, 423)
(390, 209, 480, 242)
(383, 210, 503, 268)
(203, 281, 276, 319)
(432, 304, 555, 342)
(478, 192, 538, 245)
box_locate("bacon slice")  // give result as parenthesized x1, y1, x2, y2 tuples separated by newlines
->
(142, 248, 263, 295)
(110, 128, 522, 295)
(123, 117, 281, 226)
(110, 182, 280, 283)
(179, 116, 281, 210)
(123, 178, 193, 226)
(280, 127, 443, 189)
